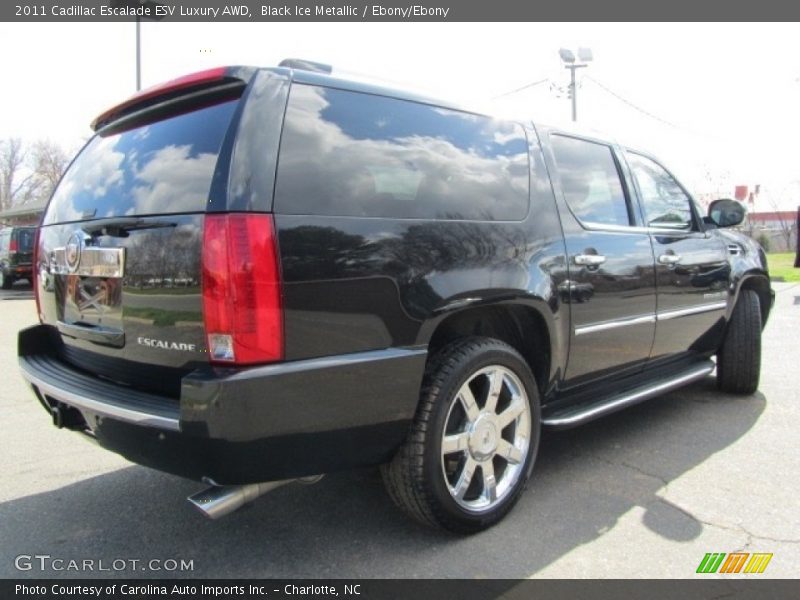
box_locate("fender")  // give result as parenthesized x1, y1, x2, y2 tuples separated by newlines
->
(720, 229, 774, 326)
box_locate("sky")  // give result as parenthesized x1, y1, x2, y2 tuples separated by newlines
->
(1, 21, 798, 211)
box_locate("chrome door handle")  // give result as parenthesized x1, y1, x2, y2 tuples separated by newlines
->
(574, 254, 606, 267)
(658, 254, 681, 265)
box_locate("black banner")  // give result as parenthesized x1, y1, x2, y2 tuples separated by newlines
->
(4, 579, 800, 600)
(3, 0, 800, 22)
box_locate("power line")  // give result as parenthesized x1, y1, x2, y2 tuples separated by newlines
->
(492, 78, 550, 100)
(585, 75, 737, 146)
(583, 75, 682, 130)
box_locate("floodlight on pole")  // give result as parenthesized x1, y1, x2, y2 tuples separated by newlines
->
(558, 48, 576, 64)
(559, 47, 593, 122)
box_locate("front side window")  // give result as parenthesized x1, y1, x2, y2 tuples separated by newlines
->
(550, 135, 631, 228)
(274, 84, 530, 220)
(627, 153, 694, 230)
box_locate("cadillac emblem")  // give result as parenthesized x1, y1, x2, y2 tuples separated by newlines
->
(65, 232, 83, 273)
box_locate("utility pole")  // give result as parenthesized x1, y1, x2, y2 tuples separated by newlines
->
(566, 63, 588, 122)
(559, 48, 593, 122)
(794, 205, 799, 268)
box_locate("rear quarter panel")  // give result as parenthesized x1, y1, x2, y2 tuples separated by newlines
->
(274, 123, 571, 394)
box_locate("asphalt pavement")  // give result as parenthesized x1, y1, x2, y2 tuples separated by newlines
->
(1, 281, 798, 578)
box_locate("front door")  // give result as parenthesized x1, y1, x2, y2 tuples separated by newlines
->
(625, 151, 730, 362)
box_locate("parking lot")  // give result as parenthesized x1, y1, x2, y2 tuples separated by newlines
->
(1, 281, 798, 578)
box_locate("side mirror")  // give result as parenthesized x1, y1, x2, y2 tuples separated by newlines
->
(708, 198, 746, 228)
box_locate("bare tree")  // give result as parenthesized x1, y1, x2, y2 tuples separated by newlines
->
(29, 140, 69, 204)
(0, 138, 33, 211)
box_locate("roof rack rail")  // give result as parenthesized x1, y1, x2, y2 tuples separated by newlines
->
(278, 58, 332, 74)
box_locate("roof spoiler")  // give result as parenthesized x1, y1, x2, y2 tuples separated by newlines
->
(91, 66, 251, 131)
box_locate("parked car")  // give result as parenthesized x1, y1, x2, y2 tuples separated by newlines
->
(0, 225, 35, 289)
(17, 61, 773, 533)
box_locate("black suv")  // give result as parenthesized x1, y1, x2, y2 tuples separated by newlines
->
(18, 62, 773, 532)
(0, 226, 35, 289)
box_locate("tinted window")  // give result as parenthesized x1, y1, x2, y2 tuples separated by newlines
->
(628, 153, 694, 229)
(43, 100, 239, 225)
(15, 228, 34, 251)
(550, 135, 630, 227)
(274, 85, 529, 220)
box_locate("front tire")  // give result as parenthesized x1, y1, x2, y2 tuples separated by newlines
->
(382, 337, 541, 533)
(0, 269, 12, 290)
(717, 289, 762, 394)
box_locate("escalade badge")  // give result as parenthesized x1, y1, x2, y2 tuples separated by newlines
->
(137, 337, 197, 352)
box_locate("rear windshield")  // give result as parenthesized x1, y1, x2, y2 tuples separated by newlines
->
(43, 100, 239, 225)
(15, 228, 35, 251)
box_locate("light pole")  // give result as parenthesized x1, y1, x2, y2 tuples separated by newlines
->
(136, 15, 141, 90)
(559, 47, 593, 122)
(110, 1, 165, 91)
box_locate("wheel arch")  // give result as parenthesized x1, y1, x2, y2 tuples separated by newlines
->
(421, 301, 557, 399)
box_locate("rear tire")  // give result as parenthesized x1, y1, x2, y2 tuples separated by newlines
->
(717, 289, 761, 394)
(382, 337, 541, 533)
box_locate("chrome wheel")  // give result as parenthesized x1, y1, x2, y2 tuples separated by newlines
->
(441, 365, 531, 513)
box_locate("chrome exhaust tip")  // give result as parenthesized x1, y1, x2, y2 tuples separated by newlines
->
(188, 475, 324, 519)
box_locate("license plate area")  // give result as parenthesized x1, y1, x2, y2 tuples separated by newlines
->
(50, 243, 126, 340)
(52, 246, 126, 278)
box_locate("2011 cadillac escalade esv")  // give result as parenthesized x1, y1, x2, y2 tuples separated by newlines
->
(17, 60, 774, 532)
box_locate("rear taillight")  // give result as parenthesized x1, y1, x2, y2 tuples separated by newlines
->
(9, 239, 18, 253)
(33, 228, 42, 323)
(202, 214, 283, 365)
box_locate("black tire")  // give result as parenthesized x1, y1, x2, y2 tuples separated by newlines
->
(0, 269, 12, 290)
(382, 337, 541, 533)
(717, 289, 762, 394)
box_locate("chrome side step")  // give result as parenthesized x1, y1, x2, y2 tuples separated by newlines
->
(542, 360, 715, 430)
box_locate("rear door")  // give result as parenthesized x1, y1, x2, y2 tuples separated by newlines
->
(545, 133, 657, 386)
(624, 151, 730, 361)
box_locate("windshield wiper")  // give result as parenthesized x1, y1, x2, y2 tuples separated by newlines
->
(81, 218, 178, 238)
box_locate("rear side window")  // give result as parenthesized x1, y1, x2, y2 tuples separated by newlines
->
(274, 84, 529, 220)
(43, 100, 239, 225)
(550, 135, 631, 228)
